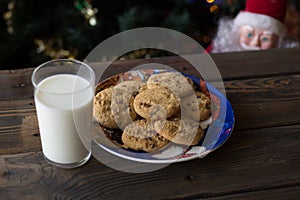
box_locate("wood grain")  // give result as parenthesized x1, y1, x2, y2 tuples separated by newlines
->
(226, 74, 300, 129)
(203, 186, 300, 200)
(0, 69, 34, 101)
(211, 48, 300, 80)
(1, 124, 299, 199)
(1, 48, 300, 199)
(92, 48, 300, 82)
(0, 99, 41, 155)
(0, 74, 299, 155)
(1, 48, 300, 101)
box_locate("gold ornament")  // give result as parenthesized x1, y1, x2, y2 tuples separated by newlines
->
(34, 38, 78, 59)
(3, 1, 15, 34)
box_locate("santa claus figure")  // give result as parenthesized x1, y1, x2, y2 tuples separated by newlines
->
(207, 0, 299, 53)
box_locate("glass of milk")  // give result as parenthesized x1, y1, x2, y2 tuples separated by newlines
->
(31, 59, 95, 168)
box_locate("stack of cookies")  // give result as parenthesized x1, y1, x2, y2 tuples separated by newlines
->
(93, 72, 211, 153)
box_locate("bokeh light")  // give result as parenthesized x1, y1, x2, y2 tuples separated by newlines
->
(210, 5, 219, 14)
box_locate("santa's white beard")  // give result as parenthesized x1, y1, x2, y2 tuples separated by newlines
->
(210, 18, 299, 53)
(211, 18, 243, 53)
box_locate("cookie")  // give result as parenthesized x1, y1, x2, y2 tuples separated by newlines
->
(111, 81, 144, 129)
(93, 87, 118, 129)
(122, 119, 169, 152)
(197, 92, 211, 121)
(147, 72, 194, 98)
(138, 84, 148, 93)
(181, 92, 211, 121)
(154, 118, 204, 145)
(113, 80, 144, 95)
(133, 87, 179, 120)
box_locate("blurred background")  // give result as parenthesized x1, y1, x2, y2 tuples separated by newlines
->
(0, 0, 299, 70)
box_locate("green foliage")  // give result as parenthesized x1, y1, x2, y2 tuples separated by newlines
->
(0, 0, 97, 68)
(1, 0, 238, 69)
(118, 2, 189, 32)
(219, 0, 246, 17)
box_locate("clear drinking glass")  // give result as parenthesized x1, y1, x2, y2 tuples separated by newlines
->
(31, 59, 95, 168)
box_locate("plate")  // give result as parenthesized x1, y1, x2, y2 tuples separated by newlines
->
(92, 69, 235, 163)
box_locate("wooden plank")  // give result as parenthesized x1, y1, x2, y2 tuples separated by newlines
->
(0, 74, 299, 154)
(0, 99, 41, 155)
(85, 48, 300, 84)
(211, 48, 300, 80)
(0, 124, 300, 199)
(0, 69, 34, 101)
(225, 74, 300, 130)
(1, 48, 300, 101)
(202, 186, 300, 200)
(92, 48, 300, 81)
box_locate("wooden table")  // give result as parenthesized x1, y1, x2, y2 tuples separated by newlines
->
(1, 48, 300, 199)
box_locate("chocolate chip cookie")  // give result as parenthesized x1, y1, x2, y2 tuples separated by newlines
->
(111, 81, 144, 129)
(93, 87, 118, 129)
(154, 118, 204, 145)
(122, 119, 169, 152)
(133, 86, 179, 120)
(147, 72, 194, 98)
(181, 92, 211, 122)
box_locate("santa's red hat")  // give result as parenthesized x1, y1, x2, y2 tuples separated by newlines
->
(234, 0, 287, 37)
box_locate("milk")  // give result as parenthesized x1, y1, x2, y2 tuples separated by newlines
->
(35, 74, 93, 164)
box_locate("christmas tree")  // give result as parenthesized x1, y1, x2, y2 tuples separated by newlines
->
(0, 0, 274, 70)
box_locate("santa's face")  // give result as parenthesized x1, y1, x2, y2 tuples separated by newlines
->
(239, 25, 279, 50)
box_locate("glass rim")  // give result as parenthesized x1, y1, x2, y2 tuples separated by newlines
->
(31, 59, 95, 95)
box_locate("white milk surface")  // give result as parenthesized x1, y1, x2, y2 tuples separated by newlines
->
(35, 74, 93, 164)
